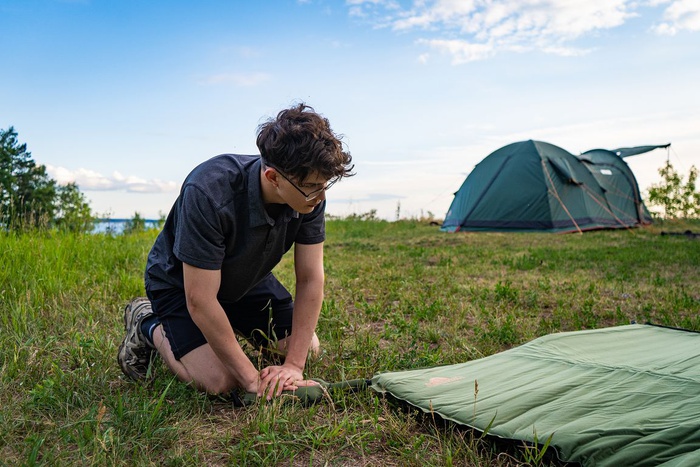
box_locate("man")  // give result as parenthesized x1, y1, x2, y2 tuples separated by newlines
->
(117, 103, 354, 400)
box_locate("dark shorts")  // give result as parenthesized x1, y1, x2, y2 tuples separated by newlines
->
(146, 272, 294, 360)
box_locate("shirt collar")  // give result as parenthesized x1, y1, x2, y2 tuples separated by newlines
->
(248, 158, 299, 227)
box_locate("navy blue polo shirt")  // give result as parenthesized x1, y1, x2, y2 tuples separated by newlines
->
(145, 154, 326, 302)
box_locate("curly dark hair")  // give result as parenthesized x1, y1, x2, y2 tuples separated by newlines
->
(256, 103, 354, 183)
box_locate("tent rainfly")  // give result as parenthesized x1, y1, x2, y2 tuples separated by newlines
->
(441, 140, 669, 233)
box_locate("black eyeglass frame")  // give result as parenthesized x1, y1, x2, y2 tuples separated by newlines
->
(264, 161, 337, 201)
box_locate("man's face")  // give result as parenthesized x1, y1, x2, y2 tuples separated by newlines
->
(276, 170, 331, 214)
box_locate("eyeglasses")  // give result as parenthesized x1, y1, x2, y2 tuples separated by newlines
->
(266, 163, 337, 201)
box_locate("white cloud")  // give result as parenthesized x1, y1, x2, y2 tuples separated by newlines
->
(198, 72, 271, 86)
(651, 0, 700, 35)
(347, 0, 400, 18)
(389, 1, 634, 37)
(347, 0, 697, 63)
(346, 0, 397, 6)
(541, 45, 594, 56)
(46, 165, 179, 193)
(417, 38, 496, 63)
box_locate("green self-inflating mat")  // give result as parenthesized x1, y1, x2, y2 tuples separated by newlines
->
(371, 324, 700, 466)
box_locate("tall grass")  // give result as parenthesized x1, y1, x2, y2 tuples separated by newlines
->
(1, 220, 698, 465)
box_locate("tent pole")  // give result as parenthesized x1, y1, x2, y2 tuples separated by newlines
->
(580, 184, 635, 231)
(542, 161, 583, 234)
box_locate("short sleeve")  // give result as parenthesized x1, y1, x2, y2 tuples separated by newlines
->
(295, 200, 326, 245)
(173, 185, 227, 269)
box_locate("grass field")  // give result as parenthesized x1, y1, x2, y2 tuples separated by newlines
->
(1, 218, 699, 466)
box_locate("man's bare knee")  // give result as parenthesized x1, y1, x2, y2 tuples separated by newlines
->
(276, 332, 321, 357)
(166, 341, 239, 395)
(309, 332, 321, 357)
(195, 373, 238, 395)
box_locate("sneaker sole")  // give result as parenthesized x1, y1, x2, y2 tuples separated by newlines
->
(117, 297, 153, 380)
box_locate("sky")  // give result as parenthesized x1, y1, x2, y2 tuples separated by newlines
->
(2, 0, 699, 221)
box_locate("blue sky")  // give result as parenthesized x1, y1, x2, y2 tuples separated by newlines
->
(2, 0, 699, 220)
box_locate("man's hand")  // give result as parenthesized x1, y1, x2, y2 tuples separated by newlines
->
(258, 365, 317, 400)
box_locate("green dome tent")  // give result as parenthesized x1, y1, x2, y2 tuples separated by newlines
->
(441, 140, 667, 233)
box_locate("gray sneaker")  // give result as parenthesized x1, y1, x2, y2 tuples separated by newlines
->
(117, 297, 156, 380)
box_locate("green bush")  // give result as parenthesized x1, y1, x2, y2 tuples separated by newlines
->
(647, 161, 700, 219)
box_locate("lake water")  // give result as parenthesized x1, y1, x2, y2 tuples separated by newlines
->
(92, 219, 161, 234)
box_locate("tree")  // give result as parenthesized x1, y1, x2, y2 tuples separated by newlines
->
(55, 182, 94, 232)
(646, 160, 700, 219)
(0, 126, 57, 228)
(1, 126, 94, 231)
(123, 211, 146, 234)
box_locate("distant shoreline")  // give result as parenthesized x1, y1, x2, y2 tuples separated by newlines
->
(94, 218, 161, 223)
(92, 218, 161, 234)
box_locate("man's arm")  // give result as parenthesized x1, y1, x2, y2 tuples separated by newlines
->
(286, 241, 325, 368)
(258, 241, 324, 398)
(182, 263, 260, 393)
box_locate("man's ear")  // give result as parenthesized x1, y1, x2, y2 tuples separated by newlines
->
(263, 167, 279, 188)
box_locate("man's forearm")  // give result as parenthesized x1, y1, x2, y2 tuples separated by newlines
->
(284, 279, 323, 370)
